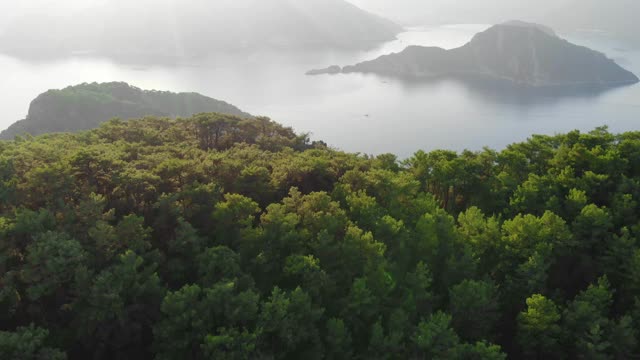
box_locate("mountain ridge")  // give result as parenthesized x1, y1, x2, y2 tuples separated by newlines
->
(0, 0, 402, 62)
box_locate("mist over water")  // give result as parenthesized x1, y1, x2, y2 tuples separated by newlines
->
(349, 0, 640, 42)
(1, 24, 638, 157)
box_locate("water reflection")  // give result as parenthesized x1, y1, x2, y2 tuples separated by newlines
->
(413, 77, 633, 106)
(355, 71, 636, 106)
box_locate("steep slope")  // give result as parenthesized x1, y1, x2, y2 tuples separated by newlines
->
(0, 0, 401, 61)
(0, 82, 251, 139)
(311, 22, 639, 87)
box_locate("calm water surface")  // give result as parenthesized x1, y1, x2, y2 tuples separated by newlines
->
(1, 24, 639, 157)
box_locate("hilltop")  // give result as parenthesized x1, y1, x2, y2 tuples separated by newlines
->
(0, 82, 250, 139)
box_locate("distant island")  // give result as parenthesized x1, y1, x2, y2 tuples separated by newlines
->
(0, 82, 251, 139)
(0, 0, 401, 61)
(308, 21, 639, 87)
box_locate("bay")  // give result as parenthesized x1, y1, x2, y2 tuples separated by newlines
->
(1, 24, 638, 157)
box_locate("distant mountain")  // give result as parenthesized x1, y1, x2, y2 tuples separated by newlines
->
(351, 0, 640, 48)
(0, 82, 251, 139)
(0, 0, 401, 61)
(309, 22, 639, 87)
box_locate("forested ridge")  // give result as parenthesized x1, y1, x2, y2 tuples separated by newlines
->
(0, 82, 251, 140)
(1, 113, 640, 359)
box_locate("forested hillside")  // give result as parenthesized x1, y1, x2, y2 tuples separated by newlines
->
(1, 114, 640, 359)
(0, 82, 251, 140)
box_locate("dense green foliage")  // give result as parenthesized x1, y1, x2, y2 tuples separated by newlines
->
(1, 114, 640, 359)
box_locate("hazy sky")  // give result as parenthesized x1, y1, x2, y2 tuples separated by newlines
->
(345, 0, 588, 25)
(0, 0, 502, 25)
(0, 0, 634, 25)
(1, 0, 637, 41)
(0, 0, 102, 27)
(348, 0, 553, 24)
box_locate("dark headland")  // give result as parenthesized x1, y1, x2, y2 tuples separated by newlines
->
(0, 82, 251, 139)
(308, 21, 639, 87)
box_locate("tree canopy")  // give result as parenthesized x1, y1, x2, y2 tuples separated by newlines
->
(1, 115, 640, 359)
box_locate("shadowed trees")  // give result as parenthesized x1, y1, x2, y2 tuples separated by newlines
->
(1, 117, 639, 359)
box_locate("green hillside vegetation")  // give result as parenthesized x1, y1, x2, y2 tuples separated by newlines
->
(1, 113, 640, 359)
(0, 82, 251, 140)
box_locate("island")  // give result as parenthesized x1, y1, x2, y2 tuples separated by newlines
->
(307, 21, 639, 87)
(0, 82, 251, 139)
